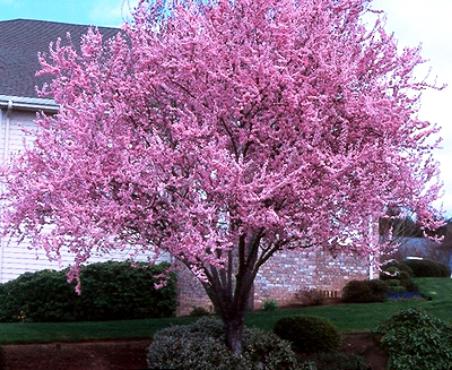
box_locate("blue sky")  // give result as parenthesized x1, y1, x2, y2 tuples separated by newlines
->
(0, 0, 137, 27)
(1, 0, 451, 215)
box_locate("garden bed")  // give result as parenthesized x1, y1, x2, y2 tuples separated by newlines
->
(0, 339, 151, 370)
(0, 333, 388, 370)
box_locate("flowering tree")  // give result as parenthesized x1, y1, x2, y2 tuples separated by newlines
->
(2, 0, 443, 353)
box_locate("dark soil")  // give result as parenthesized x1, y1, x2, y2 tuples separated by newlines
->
(0, 333, 388, 370)
(341, 333, 388, 370)
(0, 339, 151, 370)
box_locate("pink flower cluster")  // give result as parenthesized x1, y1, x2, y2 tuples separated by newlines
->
(1, 0, 443, 287)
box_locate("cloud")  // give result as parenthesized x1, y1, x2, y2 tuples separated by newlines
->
(89, 0, 140, 27)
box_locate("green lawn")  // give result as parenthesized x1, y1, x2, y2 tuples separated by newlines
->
(246, 277, 452, 332)
(0, 277, 450, 344)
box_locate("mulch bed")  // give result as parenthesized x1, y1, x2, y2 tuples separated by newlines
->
(0, 339, 151, 370)
(0, 333, 388, 370)
(341, 333, 388, 370)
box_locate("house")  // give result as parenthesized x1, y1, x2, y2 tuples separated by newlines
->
(0, 19, 148, 283)
(391, 237, 452, 272)
(0, 19, 372, 315)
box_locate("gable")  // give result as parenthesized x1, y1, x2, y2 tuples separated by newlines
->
(0, 19, 119, 99)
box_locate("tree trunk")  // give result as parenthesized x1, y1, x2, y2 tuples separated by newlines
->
(224, 314, 245, 355)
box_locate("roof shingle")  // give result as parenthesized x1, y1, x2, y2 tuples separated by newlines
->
(0, 19, 119, 98)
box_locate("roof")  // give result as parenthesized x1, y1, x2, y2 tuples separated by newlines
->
(0, 19, 119, 99)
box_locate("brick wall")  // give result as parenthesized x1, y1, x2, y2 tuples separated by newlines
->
(253, 248, 369, 308)
(176, 247, 370, 316)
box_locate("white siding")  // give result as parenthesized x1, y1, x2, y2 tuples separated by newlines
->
(0, 109, 168, 283)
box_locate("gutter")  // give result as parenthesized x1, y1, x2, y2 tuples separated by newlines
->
(0, 100, 13, 283)
(0, 94, 59, 113)
(0, 107, 3, 283)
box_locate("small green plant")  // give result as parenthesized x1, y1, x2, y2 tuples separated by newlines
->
(262, 299, 278, 312)
(375, 308, 452, 370)
(273, 316, 340, 354)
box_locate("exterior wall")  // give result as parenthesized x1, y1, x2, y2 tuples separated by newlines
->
(176, 263, 215, 316)
(0, 109, 166, 283)
(176, 248, 370, 316)
(253, 249, 369, 308)
(389, 237, 451, 268)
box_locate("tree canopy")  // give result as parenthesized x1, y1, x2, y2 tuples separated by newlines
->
(1, 0, 443, 353)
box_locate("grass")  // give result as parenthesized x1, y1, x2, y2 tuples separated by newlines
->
(0, 277, 450, 344)
(247, 278, 452, 332)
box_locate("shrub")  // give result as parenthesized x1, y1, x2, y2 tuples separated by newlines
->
(310, 352, 369, 370)
(189, 307, 211, 317)
(147, 332, 247, 370)
(375, 308, 452, 370)
(262, 299, 278, 312)
(147, 318, 299, 370)
(0, 270, 78, 322)
(380, 260, 414, 278)
(243, 328, 300, 369)
(76, 261, 176, 320)
(186, 316, 226, 337)
(295, 289, 326, 306)
(0, 261, 176, 322)
(380, 261, 419, 294)
(273, 316, 340, 354)
(342, 279, 388, 303)
(299, 362, 317, 370)
(404, 259, 451, 277)
(402, 279, 418, 293)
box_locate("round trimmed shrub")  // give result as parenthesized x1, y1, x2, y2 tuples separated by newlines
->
(147, 318, 299, 370)
(273, 316, 340, 354)
(404, 259, 451, 277)
(376, 308, 452, 370)
(342, 279, 388, 303)
(243, 328, 300, 369)
(148, 333, 247, 370)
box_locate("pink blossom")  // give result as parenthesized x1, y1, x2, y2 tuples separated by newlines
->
(1, 0, 443, 353)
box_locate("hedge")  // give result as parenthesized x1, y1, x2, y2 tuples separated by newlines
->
(404, 259, 450, 278)
(0, 261, 176, 322)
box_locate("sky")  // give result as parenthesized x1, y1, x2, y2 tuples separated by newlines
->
(0, 0, 138, 27)
(371, 0, 452, 216)
(0, 0, 451, 214)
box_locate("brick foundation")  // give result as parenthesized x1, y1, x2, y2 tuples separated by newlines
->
(176, 248, 370, 316)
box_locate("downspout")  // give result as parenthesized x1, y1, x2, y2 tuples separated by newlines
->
(4, 100, 12, 162)
(368, 217, 376, 280)
(0, 100, 12, 283)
